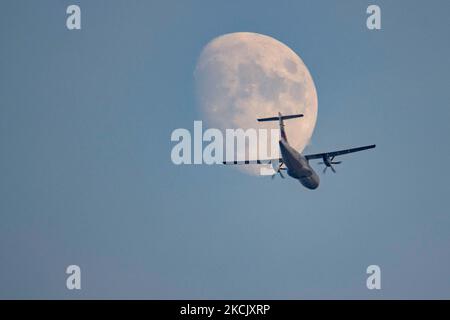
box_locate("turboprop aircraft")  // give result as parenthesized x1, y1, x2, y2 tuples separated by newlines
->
(223, 112, 375, 190)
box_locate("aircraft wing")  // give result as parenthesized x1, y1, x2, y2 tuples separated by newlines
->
(304, 144, 376, 160)
(222, 158, 282, 165)
(222, 144, 376, 164)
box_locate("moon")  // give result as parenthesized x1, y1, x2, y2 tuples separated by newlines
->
(194, 32, 318, 175)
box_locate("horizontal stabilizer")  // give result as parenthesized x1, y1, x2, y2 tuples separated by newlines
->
(257, 114, 303, 122)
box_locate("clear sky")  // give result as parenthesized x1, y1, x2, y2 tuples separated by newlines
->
(1, 0, 449, 299)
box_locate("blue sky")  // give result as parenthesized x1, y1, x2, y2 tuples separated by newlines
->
(1, 0, 449, 298)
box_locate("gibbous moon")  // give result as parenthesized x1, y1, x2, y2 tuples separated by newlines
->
(194, 32, 318, 175)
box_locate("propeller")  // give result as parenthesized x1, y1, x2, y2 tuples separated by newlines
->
(271, 161, 285, 179)
(318, 156, 342, 174)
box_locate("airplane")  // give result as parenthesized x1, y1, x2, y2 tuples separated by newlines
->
(223, 112, 376, 190)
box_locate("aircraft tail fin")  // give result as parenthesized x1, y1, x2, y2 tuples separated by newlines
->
(257, 112, 303, 142)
